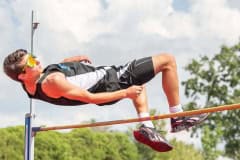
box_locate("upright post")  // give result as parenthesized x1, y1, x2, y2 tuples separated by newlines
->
(24, 113, 35, 160)
(24, 10, 39, 160)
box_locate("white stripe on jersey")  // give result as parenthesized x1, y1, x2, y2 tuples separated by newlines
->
(66, 68, 107, 90)
(117, 62, 131, 78)
(66, 62, 130, 90)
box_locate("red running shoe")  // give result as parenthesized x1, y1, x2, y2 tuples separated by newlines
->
(133, 125, 173, 152)
(171, 113, 209, 133)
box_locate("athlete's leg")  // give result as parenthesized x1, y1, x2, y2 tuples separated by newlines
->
(132, 85, 149, 114)
(151, 53, 209, 132)
(128, 54, 177, 151)
(151, 53, 180, 107)
(132, 85, 173, 152)
(132, 85, 154, 128)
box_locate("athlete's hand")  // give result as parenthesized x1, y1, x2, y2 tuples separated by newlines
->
(126, 85, 143, 99)
(62, 55, 92, 64)
(78, 55, 92, 64)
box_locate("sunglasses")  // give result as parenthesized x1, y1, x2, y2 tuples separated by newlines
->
(22, 54, 37, 72)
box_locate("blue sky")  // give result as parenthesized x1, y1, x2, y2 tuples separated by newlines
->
(0, 1, 239, 159)
(173, 0, 190, 12)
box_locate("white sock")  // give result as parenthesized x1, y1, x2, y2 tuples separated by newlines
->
(169, 104, 183, 113)
(138, 112, 154, 128)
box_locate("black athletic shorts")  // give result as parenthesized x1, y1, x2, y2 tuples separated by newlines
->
(117, 57, 155, 89)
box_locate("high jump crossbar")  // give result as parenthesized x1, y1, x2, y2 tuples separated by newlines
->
(33, 103, 240, 132)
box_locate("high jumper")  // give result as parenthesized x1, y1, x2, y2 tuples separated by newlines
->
(3, 48, 210, 152)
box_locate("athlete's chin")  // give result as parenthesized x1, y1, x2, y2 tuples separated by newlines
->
(37, 64, 42, 70)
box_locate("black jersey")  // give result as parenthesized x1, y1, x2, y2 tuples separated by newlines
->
(23, 57, 155, 106)
(23, 62, 121, 106)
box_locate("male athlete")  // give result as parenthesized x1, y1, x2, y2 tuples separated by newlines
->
(3, 49, 208, 152)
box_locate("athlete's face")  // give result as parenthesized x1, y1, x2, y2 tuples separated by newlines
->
(21, 54, 38, 72)
(18, 54, 42, 81)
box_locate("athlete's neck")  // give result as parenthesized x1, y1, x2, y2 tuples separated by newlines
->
(23, 72, 43, 95)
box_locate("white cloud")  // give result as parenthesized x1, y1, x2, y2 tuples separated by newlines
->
(34, 0, 111, 43)
(190, 0, 240, 43)
(139, 0, 240, 43)
(139, 13, 196, 39)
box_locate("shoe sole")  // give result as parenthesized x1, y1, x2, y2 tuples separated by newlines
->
(133, 131, 173, 152)
(171, 113, 209, 133)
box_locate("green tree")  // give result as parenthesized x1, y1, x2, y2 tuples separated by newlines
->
(67, 128, 139, 160)
(0, 126, 24, 160)
(35, 131, 72, 160)
(0, 126, 139, 160)
(154, 139, 204, 160)
(0, 123, 205, 160)
(182, 42, 240, 160)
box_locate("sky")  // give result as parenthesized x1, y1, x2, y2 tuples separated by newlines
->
(0, 0, 239, 159)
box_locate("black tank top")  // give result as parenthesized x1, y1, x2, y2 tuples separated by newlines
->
(23, 62, 121, 106)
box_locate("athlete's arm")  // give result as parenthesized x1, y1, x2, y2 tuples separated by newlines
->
(62, 55, 92, 63)
(43, 73, 143, 104)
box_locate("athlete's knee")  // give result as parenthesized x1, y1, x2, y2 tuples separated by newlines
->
(164, 53, 177, 69)
(153, 53, 177, 71)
